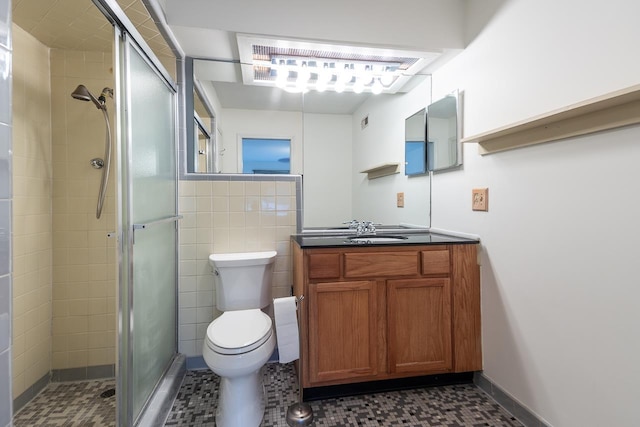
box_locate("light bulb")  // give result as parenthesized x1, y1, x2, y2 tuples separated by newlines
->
(362, 65, 374, 86)
(297, 62, 311, 84)
(318, 63, 332, 84)
(334, 81, 345, 93)
(276, 69, 288, 88)
(338, 64, 353, 84)
(353, 78, 364, 94)
(371, 79, 383, 95)
(276, 60, 288, 88)
(315, 80, 327, 92)
(380, 73, 394, 86)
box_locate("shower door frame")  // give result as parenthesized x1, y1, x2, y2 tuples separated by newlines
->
(92, 1, 181, 425)
(118, 33, 179, 425)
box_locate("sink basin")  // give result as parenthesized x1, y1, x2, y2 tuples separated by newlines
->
(347, 235, 409, 243)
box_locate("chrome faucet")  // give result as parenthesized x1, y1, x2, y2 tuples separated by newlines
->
(344, 220, 377, 236)
(357, 221, 377, 236)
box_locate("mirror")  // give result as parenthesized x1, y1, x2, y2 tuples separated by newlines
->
(426, 90, 462, 171)
(404, 108, 427, 176)
(184, 57, 433, 228)
(186, 57, 305, 175)
(194, 114, 213, 173)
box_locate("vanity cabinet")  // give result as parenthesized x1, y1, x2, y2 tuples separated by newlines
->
(387, 277, 451, 374)
(292, 242, 481, 389)
(308, 279, 379, 383)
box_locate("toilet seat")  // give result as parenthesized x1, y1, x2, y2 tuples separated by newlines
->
(206, 309, 273, 355)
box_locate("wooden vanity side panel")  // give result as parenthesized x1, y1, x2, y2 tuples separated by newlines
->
(344, 251, 418, 278)
(291, 242, 309, 388)
(452, 244, 482, 372)
(292, 242, 304, 297)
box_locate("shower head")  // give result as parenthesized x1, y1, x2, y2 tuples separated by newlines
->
(71, 84, 104, 110)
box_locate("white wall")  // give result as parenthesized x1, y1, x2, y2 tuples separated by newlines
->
(352, 77, 431, 227)
(431, 0, 640, 426)
(167, 0, 466, 53)
(303, 113, 352, 227)
(218, 108, 304, 174)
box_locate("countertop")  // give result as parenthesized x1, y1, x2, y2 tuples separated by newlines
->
(291, 230, 479, 248)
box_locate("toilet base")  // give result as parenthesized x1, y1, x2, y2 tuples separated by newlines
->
(216, 367, 266, 427)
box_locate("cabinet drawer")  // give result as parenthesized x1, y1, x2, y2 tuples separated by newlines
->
(345, 252, 418, 278)
(308, 253, 341, 279)
(421, 248, 450, 275)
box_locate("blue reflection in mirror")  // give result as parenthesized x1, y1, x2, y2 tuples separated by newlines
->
(242, 138, 291, 174)
(405, 141, 426, 175)
(405, 108, 427, 176)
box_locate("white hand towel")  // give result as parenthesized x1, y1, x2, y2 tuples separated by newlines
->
(273, 296, 300, 363)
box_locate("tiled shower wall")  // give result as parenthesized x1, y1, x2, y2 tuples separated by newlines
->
(177, 178, 298, 359)
(11, 24, 52, 403)
(1, 0, 13, 424)
(49, 48, 116, 373)
(10, 26, 117, 409)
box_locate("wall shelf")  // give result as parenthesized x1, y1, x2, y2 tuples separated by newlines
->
(461, 84, 640, 155)
(360, 163, 400, 179)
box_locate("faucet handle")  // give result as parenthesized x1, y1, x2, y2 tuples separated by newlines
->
(343, 220, 359, 229)
(363, 221, 377, 234)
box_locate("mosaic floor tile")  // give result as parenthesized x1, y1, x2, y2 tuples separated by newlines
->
(12, 378, 116, 427)
(166, 363, 523, 427)
(13, 364, 522, 426)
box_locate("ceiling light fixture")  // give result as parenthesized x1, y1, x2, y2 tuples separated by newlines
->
(264, 57, 401, 94)
(237, 34, 441, 95)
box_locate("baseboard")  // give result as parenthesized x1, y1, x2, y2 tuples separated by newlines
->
(304, 372, 474, 401)
(474, 372, 551, 427)
(186, 356, 208, 370)
(51, 364, 115, 382)
(12, 373, 49, 414)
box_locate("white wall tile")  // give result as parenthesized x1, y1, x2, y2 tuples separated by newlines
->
(177, 177, 300, 358)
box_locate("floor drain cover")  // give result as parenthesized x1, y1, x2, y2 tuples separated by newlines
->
(100, 388, 116, 398)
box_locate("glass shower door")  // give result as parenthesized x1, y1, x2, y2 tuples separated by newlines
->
(117, 32, 178, 425)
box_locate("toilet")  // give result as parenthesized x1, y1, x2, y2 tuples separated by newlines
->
(202, 251, 277, 427)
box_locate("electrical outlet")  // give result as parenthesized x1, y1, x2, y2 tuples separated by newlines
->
(397, 192, 405, 208)
(472, 188, 488, 211)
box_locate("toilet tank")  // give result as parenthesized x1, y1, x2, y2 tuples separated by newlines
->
(209, 251, 277, 311)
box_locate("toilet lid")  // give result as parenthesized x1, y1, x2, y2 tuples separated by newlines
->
(206, 309, 272, 355)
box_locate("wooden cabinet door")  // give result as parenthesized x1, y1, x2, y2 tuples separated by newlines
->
(387, 278, 452, 374)
(308, 280, 378, 384)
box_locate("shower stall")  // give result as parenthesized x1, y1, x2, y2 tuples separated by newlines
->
(10, 0, 182, 425)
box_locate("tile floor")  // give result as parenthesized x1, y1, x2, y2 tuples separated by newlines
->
(166, 363, 523, 427)
(12, 364, 523, 426)
(12, 378, 116, 426)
